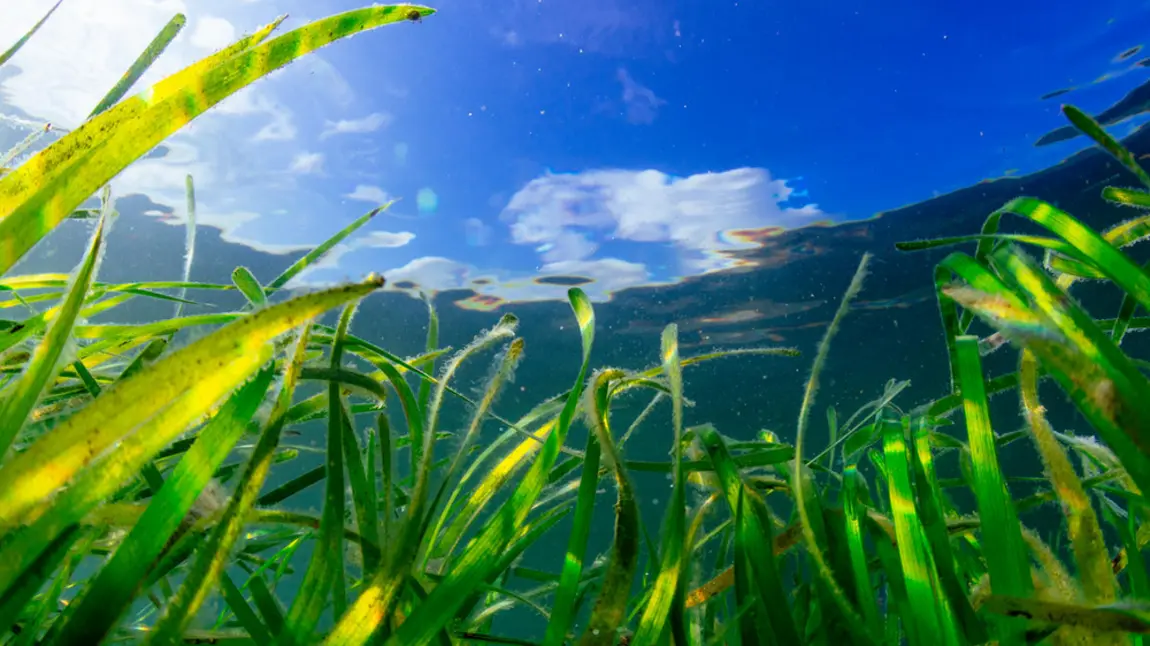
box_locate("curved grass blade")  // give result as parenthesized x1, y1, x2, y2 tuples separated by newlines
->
(366, 356, 424, 489)
(0, 341, 274, 604)
(1047, 214, 1150, 281)
(683, 514, 805, 611)
(981, 198, 1150, 315)
(233, 267, 267, 307)
(0, 205, 108, 459)
(1062, 104, 1150, 188)
(630, 324, 688, 646)
(1019, 351, 1117, 605)
(0, 0, 62, 68)
(88, 13, 187, 119)
(0, 6, 434, 276)
(981, 595, 1150, 634)
(880, 415, 962, 646)
(334, 331, 521, 440)
(278, 303, 357, 644)
(264, 204, 392, 294)
(145, 322, 315, 646)
(257, 465, 323, 507)
(1104, 185, 1150, 208)
(577, 370, 640, 646)
(377, 413, 394, 542)
(0, 15, 284, 218)
(932, 256, 986, 390)
(842, 465, 880, 633)
(1104, 499, 1149, 603)
(954, 336, 1031, 643)
(218, 570, 274, 644)
(0, 292, 131, 359)
(701, 426, 799, 645)
(332, 330, 559, 454)
(300, 366, 388, 403)
(421, 314, 518, 468)
(416, 291, 439, 416)
(326, 316, 519, 643)
(0, 276, 384, 531)
(1106, 263, 1145, 345)
(0, 123, 52, 175)
(542, 419, 600, 646)
(344, 289, 594, 646)
(78, 312, 242, 347)
(247, 571, 287, 637)
(0, 525, 81, 636)
(908, 417, 988, 644)
(791, 253, 878, 645)
(422, 336, 525, 561)
(49, 367, 274, 645)
(451, 504, 578, 638)
(330, 316, 519, 623)
(985, 245, 1150, 494)
(732, 487, 770, 645)
(424, 411, 560, 566)
(895, 232, 1087, 259)
(0, 275, 229, 292)
(344, 407, 380, 575)
(9, 529, 91, 646)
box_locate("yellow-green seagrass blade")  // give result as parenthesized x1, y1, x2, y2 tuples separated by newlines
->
(0, 275, 384, 531)
(0, 5, 434, 276)
(0, 198, 109, 459)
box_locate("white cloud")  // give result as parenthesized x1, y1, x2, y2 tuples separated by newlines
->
(207, 85, 298, 143)
(0, 0, 196, 128)
(288, 250, 658, 306)
(487, 0, 659, 56)
(360, 231, 415, 248)
(288, 151, 324, 174)
(321, 112, 391, 138)
(491, 27, 522, 46)
(617, 68, 664, 124)
(537, 258, 651, 295)
(464, 217, 493, 246)
(382, 256, 654, 304)
(478, 257, 659, 304)
(296, 56, 355, 107)
(190, 16, 237, 51)
(283, 255, 465, 291)
(290, 229, 417, 278)
(382, 257, 472, 291)
(540, 230, 598, 262)
(345, 184, 390, 204)
(252, 102, 296, 141)
(501, 167, 825, 272)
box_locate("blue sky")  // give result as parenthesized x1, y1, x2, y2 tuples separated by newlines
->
(3, 0, 1150, 307)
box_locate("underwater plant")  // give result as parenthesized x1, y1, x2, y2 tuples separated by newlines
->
(0, 3, 1146, 645)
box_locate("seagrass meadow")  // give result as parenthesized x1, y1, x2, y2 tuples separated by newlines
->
(0, 3, 1147, 645)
